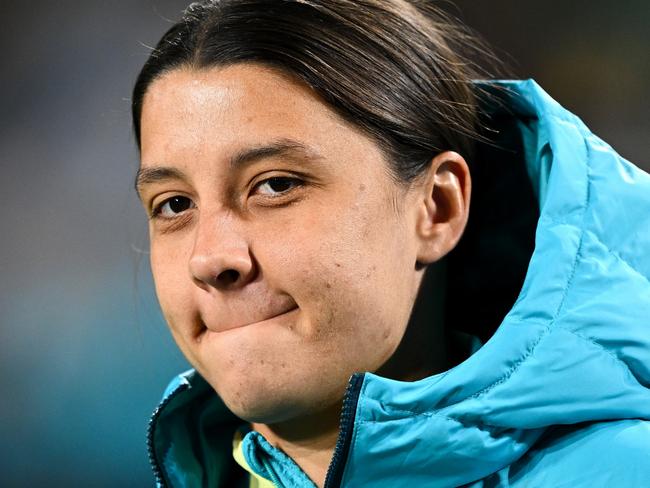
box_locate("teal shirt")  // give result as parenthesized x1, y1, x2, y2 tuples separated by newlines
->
(147, 80, 650, 487)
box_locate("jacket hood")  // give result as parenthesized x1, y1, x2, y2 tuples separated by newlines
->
(147, 80, 650, 487)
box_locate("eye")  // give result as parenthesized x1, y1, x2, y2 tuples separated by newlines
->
(253, 176, 303, 196)
(152, 196, 195, 219)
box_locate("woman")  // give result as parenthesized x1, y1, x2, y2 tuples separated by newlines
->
(132, 1, 650, 486)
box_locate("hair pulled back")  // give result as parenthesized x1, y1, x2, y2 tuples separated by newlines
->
(132, 0, 494, 182)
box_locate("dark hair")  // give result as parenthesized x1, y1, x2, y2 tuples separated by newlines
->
(132, 0, 497, 182)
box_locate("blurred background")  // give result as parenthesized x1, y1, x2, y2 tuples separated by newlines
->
(0, 1, 647, 486)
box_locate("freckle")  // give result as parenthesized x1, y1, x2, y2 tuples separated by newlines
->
(326, 282, 332, 289)
(260, 359, 265, 365)
(327, 308, 335, 325)
(359, 184, 366, 191)
(335, 262, 342, 268)
(281, 362, 287, 368)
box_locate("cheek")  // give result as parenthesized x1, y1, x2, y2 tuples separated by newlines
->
(263, 203, 411, 366)
(150, 240, 194, 331)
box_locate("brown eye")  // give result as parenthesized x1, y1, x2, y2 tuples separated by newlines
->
(255, 177, 302, 196)
(154, 196, 194, 218)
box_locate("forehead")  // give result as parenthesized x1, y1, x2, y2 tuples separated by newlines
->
(139, 64, 372, 162)
(142, 64, 313, 122)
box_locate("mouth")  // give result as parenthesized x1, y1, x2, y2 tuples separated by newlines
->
(200, 304, 299, 335)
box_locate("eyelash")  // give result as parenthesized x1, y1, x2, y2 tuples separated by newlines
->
(149, 176, 304, 220)
(253, 176, 304, 198)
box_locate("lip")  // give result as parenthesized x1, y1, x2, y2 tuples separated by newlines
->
(202, 305, 299, 334)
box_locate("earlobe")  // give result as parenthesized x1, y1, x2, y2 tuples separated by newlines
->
(415, 151, 471, 266)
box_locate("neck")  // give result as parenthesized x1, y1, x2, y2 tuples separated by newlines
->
(251, 402, 341, 487)
(377, 261, 448, 380)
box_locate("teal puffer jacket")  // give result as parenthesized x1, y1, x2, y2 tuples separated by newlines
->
(147, 80, 650, 487)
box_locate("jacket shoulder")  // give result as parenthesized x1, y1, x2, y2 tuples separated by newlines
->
(506, 419, 650, 487)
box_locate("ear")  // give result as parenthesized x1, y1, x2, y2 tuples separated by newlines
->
(415, 151, 471, 266)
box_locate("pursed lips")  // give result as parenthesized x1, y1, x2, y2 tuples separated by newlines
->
(201, 303, 299, 334)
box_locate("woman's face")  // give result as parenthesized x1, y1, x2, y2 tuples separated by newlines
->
(137, 64, 425, 423)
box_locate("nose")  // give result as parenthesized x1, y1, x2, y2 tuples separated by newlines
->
(189, 213, 256, 291)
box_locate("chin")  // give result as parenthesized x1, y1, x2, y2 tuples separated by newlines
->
(221, 389, 306, 424)
(197, 350, 350, 424)
(213, 371, 345, 426)
(199, 367, 299, 422)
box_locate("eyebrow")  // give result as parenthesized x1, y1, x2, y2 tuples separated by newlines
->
(135, 166, 188, 195)
(135, 139, 323, 196)
(230, 139, 323, 169)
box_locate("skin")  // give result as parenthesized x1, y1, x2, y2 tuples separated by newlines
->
(137, 63, 471, 487)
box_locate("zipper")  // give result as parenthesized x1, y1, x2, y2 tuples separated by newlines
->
(146, 382, 190, 487)
(323, 373, 365, 488)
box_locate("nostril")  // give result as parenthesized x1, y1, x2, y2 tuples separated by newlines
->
(217, 269, 240, 287)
